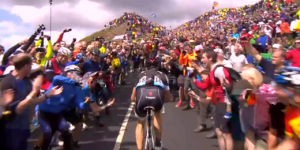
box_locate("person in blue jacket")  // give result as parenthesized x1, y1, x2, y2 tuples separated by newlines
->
(37, 65, 88, 150)
(81, 48, 108, 74)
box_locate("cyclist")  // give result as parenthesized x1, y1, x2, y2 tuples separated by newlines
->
(36, 65, 89, 150)
(130, 58, 172, 150)
(42, 47, 72, 90)
(273, 67, 300, 150)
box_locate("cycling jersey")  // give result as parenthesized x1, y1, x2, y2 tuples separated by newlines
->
(135, 69, 169, 90)
(134, 69, 169, 119)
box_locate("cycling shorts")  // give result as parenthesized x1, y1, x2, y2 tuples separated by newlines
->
(38, 111, 69, 133)
(134, 86, 164, 119)
(62, 108, 83, 125)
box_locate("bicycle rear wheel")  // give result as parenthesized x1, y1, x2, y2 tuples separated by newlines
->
(144, 108, 155, 150)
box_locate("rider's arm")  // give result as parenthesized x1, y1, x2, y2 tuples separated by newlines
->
(131, 87, 136, 102)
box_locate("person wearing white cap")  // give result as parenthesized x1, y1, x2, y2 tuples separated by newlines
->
(229, 44, 248, 72)
(214, 48, 232, 68)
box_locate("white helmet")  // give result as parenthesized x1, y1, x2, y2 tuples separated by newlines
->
(58, 47, 72, 56)
(64, 65, 81, 73)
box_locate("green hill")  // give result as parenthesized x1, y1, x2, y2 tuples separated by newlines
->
(80, 24, 129, 42)
(80, 13, 162, 42)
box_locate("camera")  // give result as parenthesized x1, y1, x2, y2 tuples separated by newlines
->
(36, 24, 46, 34)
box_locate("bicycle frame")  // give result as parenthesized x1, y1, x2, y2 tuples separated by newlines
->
(144, 108, 155, 150)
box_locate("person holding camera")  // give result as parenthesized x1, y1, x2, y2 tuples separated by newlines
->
(179, 42, 198, 110)
(163, 50, 184, 104)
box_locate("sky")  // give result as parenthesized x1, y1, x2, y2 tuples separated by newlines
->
(0, 0, 258, 49)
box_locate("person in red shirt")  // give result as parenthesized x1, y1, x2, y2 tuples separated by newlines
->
(286, 38, 300, 67)
(193, 50, 233, 150)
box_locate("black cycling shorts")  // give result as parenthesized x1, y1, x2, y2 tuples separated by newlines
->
(39, 111, 69, 133)
(135, 86, 164, 119)
(62, 108, 83, 125)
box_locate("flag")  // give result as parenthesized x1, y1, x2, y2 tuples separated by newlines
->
(212, 1, 218, 9)
(151, 13, 156, 18)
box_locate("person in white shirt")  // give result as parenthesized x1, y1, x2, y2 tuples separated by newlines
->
(263, 22, 273, 38)
(214, 48, 233, 68)
(229, 44, 248, 72)
(275, 16, 282, 43)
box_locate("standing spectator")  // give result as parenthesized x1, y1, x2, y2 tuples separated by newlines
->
(286, 37, 300, 67)
(0, 53, 62, 150)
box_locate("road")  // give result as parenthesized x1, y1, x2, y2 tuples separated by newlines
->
(28, 73, 225, 150)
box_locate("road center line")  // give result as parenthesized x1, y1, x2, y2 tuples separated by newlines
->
(113, 102, 135, 150)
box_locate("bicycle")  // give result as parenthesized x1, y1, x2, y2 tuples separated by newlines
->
(144, 106, 156, 150)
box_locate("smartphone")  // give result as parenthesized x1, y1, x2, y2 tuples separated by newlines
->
(244, 89, 253, 99)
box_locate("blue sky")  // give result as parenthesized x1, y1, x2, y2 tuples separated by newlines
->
(0, 9, 33, 49)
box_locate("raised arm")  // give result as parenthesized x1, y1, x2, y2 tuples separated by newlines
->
(2, 39, 28, 66)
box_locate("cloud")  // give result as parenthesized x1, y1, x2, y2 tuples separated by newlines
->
(0, 35, 28, 49)
(6, 0, 260, 28)
(0, 21, 31, 35)
(9, 0, 115, 31)
(0, 0, 260, 48)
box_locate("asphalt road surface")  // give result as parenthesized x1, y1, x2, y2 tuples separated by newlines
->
(28, 73, 221, 150)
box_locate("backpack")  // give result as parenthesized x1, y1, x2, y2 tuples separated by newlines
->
(213, 65, 241, 94)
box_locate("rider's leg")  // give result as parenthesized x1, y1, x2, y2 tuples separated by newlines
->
(63, 108, 84, 147)
(135, 119, 145, 150)
(73, 122, 83, 142)
(153, 111, 162, 141)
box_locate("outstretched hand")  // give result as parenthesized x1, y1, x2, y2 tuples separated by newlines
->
(106, 98, 115, 107)
(63, 28, 72, 33)
(47, 86, 63, 97)
(43, 35, 51, 41)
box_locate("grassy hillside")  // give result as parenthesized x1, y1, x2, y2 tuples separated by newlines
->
(80, 24, 129, 42)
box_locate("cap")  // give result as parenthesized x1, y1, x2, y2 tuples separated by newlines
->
(194, 45, 203, 52)
(232, 80, 253, 96)
(272, 43, 282, 49)
(214, 48, 224, 57)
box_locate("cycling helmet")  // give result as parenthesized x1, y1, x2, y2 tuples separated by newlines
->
(64, 65, 81, 73)
(146, 58, 159, 68)
(274, 66, 300, 88)
(58, 47, 72, 56)
(90, 47, 100, 56)
(75, 53, 83, 60)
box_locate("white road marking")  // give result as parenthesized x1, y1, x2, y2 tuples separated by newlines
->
(113, 102, 135, 150)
